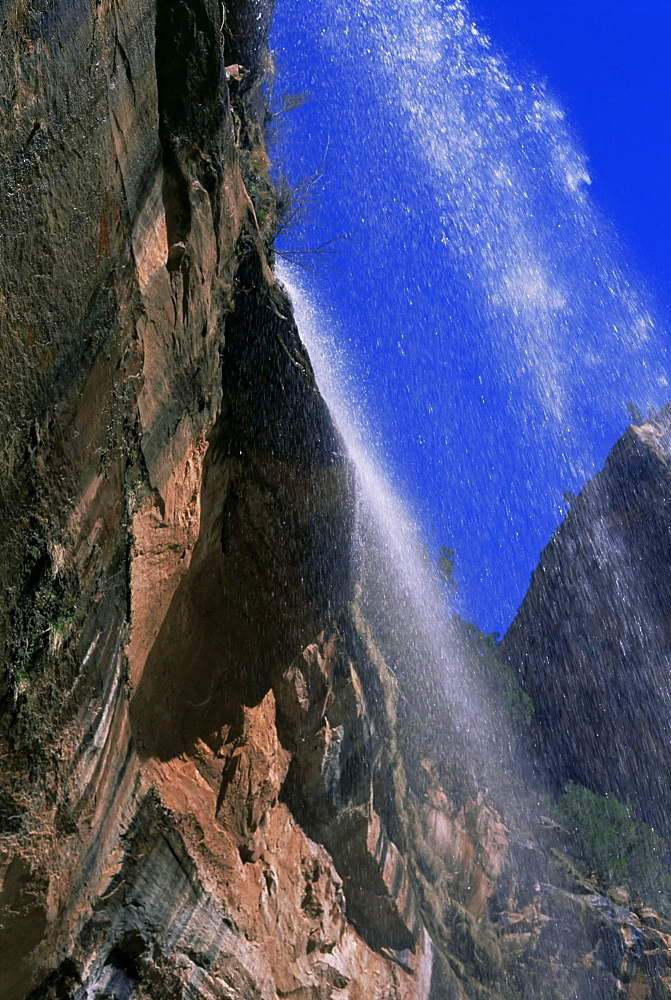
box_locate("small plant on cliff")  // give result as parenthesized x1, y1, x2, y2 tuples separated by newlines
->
(268, 158, 350, 270)
(434, 546, 533, 733)
(256, 69, 351, 271)
(437, 544, 457, 594)
(452, 618, 534, 732)
(625, 400, 645, 425)
(554, 782, 671, 915)
(3, 536, 80, 703)
(263, 86, 311, 160)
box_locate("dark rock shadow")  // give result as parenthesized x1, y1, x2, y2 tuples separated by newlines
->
(130, 256, 354, 758)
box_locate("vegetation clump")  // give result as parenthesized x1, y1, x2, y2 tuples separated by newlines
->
(452, 618, 534, 733)
(228, 57, 348, 272)
(553, 781, 671, 915)
(3, 536, 80, 705)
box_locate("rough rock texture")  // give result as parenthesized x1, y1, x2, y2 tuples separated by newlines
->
(2, 2, 671, 999)
(501, 408, 671, 839)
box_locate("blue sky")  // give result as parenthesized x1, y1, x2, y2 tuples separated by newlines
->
(270, 0, 671, 634)
(470, 0, 671, 302)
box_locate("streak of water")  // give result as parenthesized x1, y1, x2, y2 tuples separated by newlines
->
(346, 0, 668, 417)
(296, 0, 668, 424)
(271, 1, 670, 629)
(280, 265, 518, 786)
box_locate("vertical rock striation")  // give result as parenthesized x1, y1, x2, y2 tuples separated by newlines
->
(0, 2, 430, 995)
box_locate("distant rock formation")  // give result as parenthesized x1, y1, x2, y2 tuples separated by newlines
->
(502, 408, 671, 839)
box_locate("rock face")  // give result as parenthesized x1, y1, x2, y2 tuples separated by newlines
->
(2, 2, 671, 999)
(501, 409, 671, 840)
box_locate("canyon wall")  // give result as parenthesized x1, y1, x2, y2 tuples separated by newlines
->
(2, 2, 671, 998)
(501, 407, 671, 841)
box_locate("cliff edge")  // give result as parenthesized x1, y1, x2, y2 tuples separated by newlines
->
(502, 407, 671, 841)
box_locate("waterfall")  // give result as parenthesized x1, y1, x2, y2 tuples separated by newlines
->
(271, 0, 669, 631)
(279, 265, 529, 800)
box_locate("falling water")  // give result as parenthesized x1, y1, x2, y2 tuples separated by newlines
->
(279, 265, 529, 799)
(271, 0, 670, 631)
(336, 0, 668, 418)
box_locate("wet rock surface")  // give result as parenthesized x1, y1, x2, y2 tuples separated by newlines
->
(501, 407, 671, 839)
(1, 2, 671, 999)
